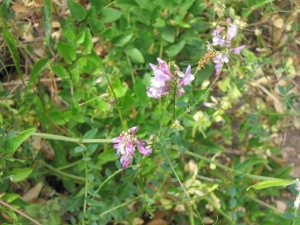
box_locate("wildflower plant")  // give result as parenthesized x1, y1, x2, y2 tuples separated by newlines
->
(209, 18, 246, 76)
(112, 126, 152, 169)
(146, 58, 194, 98)
(2, 0, 300, 224)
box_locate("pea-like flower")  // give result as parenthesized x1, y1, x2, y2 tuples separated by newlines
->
(147, 58, 194, 98)
(112, 126, 152, 169)
(211, 18, 246, 76)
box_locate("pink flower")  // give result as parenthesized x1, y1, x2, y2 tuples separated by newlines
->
(227, 25, 238, 41)
(210, 18, 245, 75)
(112, 126, 152, 169)
(147, 58, 193, 98)
(213, 51, 229, 76)
(233, 45, 246, 54)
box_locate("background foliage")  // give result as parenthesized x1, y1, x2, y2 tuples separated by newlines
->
(0, 0, 300, 224)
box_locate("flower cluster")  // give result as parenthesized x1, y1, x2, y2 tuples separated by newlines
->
(112, 126, 152, 169)
(146, 58, 194, 98)
(212, 18, 245, 76)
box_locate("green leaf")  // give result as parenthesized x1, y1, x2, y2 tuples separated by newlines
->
(49, 110, 66, 125)
(83, 128, 98, 139)
(8, 168, 33, 182)
(88, 17, 105, 35)
(101, 8, 122, 23)
(160, 26, 175, 43)
(110, 78, 128, 98)
(1, 30, 24, 84)
(51, 65, 70, 79)
(229, 187, 236, 198)
(10, 128, 36, 154)
(82, 30, 93, 54)
(2, 193, 19, 203)
(247, 179, 293, 190)
(0, 0, 11, 20)
(67, 0, 87, 22)
(70, 67, 80, 83)
(25, 204, 41, 218)
(57, 42, 76, 64)
(242, 0, 275, 18)
(125, 48, 144, 63)
(25, 58, 51, 96)
(166, 39, 186, 58)
(97, 149, 116, 165)
(90, 0, 105, 13)
(112, 31, 134, 47)
(230, 198, 237, 208)
(42, 0, 52, 38)
(75, 32, 86, 44)
(62, 29, 76, 43)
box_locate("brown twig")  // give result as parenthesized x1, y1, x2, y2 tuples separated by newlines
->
(0, 199, 42, 225)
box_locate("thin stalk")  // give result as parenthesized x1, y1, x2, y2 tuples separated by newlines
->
(173, 88, 176, 122)
(82, 153, 88, 225)
(42, 161, 85, 182)
(126, 55, 135, 84)
(79, 95, 101, 106)
(0, 199, 42, 225)
(159, 142, 204, 225)
(99, 196, 142, 217)
(185, 150, 278, 181)
(159, 38, 164, 59)
(158, 96, 170, 137)
(245, 194, 285, 214)
(188, 203, 195, 225)
(28, 132, 112, 143)
(205, 197, 232, 221)
(105, 74, 126, 130)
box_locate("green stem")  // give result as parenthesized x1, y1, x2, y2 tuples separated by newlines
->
(173, 88, 176, 122)
(159, 38, 164, 59)
(159, 142, 204, 225)
(185, 150, 277, 181)
(158, 96, 170, 137)
(105, 74, 126, 130)
(205, 197, 232, 221)
(188, 204, 195, 225)
(41, 161, 85, 182)
(29, 132, 112, 143)
(126, 55, 135, 84)
(99, 195, 142, 217)
(83, 153, 88, 225)
(79, 95, 101, 106)
(245, 194, 285, 214)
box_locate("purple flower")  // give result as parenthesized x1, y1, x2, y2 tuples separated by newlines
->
(210, 18, 245, 75)
(147, 58, 193, 98)
(227, 25, 238, 41)
(112, 126, 152, 169)
(213, 51, 229, 76)
(232, 45, 246, 54)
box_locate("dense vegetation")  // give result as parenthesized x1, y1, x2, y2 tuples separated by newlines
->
(0, 0, 300, 224)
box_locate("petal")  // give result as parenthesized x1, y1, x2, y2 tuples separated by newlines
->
(213, 54, 223, 63)
(136, 139, 152, 155)
(157, 58, 172, 77)
(129, 126, 138, 135)
(150, 71, 171, 88)
(147, 86, 170, 98)
(227, 25, 237, 41)
(125, 138, 135, 155)
(180, 65, 194, 86)
(232, 45, 246, 54)
(120, 154, 131, 169)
